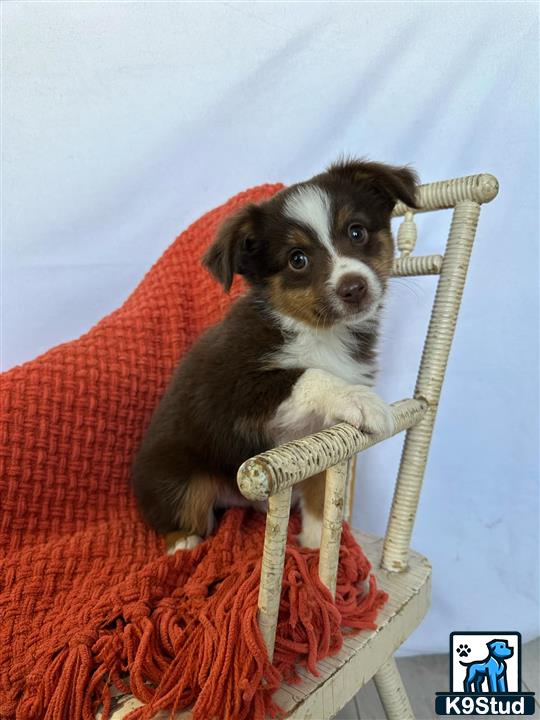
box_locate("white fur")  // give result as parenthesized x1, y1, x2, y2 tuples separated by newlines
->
(328, 256, 383, 303)
(284, 186, 333, 252)
(271, 313, 376, 386)
(269, 368, 394, 444)
(167, 534, 202, 555)
(298, 497, 323, 548)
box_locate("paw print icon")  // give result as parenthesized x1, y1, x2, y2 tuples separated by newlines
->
(456, 644, 471, 658)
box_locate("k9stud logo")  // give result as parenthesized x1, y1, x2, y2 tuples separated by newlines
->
(435, 632, 536, 715)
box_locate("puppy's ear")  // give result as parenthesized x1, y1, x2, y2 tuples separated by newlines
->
(203, 204, 261, 291)
(327, 158, 420, 209)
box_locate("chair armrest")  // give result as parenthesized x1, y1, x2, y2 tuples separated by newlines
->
(237, 397, 428, 501)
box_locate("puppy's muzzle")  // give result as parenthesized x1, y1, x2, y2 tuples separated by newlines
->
(336, 274, 368, 306)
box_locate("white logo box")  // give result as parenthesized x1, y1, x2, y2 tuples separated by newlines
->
(450, 632, 520, 693)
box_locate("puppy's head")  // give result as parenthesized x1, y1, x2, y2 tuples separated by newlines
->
(204, 159, 419, 327)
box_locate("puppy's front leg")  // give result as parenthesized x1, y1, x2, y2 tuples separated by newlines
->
(297, 473, 326, 549)
(271, 368, 393, 441)
(271, 368, 393, 547)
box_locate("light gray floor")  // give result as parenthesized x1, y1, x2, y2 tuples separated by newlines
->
(335, 638, 539, 720)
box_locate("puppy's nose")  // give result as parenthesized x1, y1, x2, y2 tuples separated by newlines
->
(336, 275, 367, 305)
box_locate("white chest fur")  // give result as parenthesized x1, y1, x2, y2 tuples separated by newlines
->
(270, 316, 376, 387)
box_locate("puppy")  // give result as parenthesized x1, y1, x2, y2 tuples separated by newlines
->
(132, 159, 418, 551)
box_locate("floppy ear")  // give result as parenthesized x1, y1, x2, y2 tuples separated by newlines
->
(327, 159, 420, 210)
(203, 204, 260, 291)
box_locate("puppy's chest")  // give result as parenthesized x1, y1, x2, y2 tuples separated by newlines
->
(272, 326, 376, 386)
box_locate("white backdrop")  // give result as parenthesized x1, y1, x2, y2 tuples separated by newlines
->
(3, 2, 538, 655)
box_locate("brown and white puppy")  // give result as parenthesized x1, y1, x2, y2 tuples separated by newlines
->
(132, 159, 418, 551)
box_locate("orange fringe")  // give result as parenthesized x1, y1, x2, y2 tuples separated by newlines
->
(12, 509, 386, 720)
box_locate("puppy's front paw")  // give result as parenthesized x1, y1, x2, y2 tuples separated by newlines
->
(331, 386, 393, 435)
(166, 533, 202, 555)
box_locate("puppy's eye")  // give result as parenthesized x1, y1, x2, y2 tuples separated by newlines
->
(348, 224, 368, 244)
(288, 249, 309, 270)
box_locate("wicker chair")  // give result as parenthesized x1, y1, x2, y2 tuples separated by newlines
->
(111, 172, 499, 720)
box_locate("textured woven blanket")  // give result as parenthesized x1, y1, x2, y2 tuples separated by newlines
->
(0, 184, 386, 720)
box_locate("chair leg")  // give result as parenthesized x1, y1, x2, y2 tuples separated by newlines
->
(373, 656, 415, 720)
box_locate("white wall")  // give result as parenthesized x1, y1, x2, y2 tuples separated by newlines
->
(3, 2, 538, 654)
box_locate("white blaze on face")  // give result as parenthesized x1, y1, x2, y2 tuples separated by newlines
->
(284, 184, 383, 306)
(284, 185, 333, 252)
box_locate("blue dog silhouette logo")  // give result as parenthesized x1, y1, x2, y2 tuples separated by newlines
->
(458, 638, 513, 693)
(435, 631, 536, 715)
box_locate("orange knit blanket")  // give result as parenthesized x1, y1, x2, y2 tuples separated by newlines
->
(0, 184, 387, 720)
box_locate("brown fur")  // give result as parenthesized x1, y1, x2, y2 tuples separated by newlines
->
(370, 230, 395, 277)
(267, 278, 322, 327)
(298, 472, 327, 518)
(132, 159, 418, 536)
(132, 295, 303, 533)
